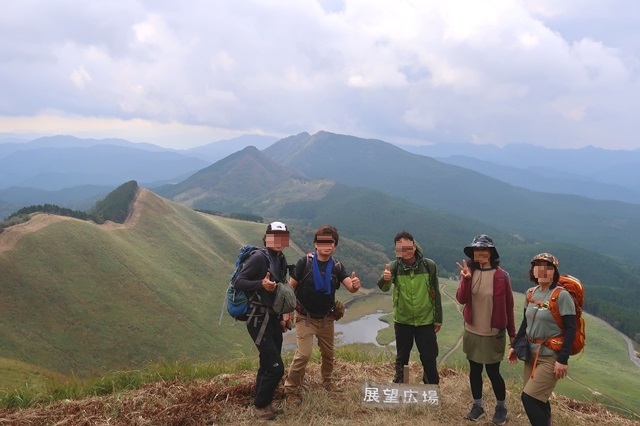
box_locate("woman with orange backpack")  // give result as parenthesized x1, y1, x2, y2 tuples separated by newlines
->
(508, 253, 578, 426)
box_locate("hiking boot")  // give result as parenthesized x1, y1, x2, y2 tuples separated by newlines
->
(267, 403, 283, 415)
(422, 372, 438, 384)
(392, 374, 404, 383)
(253, 405, 275, 420)
(492, 406, 507, 425)
(466, 403, 486, 421)
(322, 381, 342, 392)
(285, 394, 302, 405)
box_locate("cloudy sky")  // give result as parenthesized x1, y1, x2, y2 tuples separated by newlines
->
(1, 0, 639, 150)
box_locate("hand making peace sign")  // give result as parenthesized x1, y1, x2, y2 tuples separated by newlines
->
(456, 259, 472, 280)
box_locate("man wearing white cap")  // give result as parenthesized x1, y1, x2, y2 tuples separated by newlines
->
(234, 221, 291, 420)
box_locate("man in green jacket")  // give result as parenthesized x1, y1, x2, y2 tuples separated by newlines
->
(377, 231, 443, 384)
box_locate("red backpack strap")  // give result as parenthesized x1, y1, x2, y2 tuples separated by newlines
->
(525, 285, 540, 306)
(547, 287, 564, 329)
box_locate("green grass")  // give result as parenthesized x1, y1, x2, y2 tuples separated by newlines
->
(1, 297, 638, 420)
(0, 192, 271, 377)
(0, 358, 67, 393)
(0, 347, 392, 410)
(0, 358, 258, 409)
(358, 284, 640, 417)
(1, 189, 639, 418)
(0, 189, 389, 381)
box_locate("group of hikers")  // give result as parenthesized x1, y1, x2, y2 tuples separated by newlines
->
(234, 222, 577, 426)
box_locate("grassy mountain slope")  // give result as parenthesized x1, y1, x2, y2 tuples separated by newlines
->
(343, 283, 640, 417)
(154, 141, 640, 341)
(154, 146, 311, 213)
(1, 285, 638, 424)
(0, 190, 637, 421)
(0, 189, 283, 375)
(0, 358, 66, 392)
(0, 188, 386, 378)
(264, 131, 640, 262)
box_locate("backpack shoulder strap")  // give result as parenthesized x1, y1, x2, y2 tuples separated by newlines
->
(525, 285, 540, 306)
(333, 257, 342, 271)
(548, 286, 564, 328)
(421, 257, 435, 276)
(301, 253, 341, 283)
(392, 258, 434, 281)
(246, 248, 271, 304)
(299, 252, 314, 282)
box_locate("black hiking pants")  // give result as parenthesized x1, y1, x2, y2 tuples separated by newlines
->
(521, 392, 552, 426)
(469, 360, 506, 401)
(247, 313, 284, 408)
(394, 322, 439, 384)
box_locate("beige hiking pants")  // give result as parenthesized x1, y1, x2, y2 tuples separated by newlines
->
(284, 314, 334, 393)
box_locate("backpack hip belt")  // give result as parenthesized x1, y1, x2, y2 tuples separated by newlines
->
(526, 333, 564, 379)
(527, 333, 565, 352)
(296, 301, 332, 327)
(296, 303, 327, 319)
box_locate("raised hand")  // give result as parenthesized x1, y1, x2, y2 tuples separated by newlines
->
(456, 259, 472, 279)
(382, 263, 391, 282)
(261, 271, 276, 292)
(350, 271, 361, 291)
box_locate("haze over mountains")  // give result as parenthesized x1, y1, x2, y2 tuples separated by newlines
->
(2, 131, 640, 341)
(0, 135, 283, 219)
(3, 133, 640, 204)
(263, 132, 640, 260)
(4, 131, 640, 264)
(400, 142, 640, 204)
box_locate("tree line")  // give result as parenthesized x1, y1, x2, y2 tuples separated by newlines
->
(0, 180, 139, 233)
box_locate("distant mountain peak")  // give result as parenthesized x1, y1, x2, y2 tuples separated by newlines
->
(155, 142, 308, 207)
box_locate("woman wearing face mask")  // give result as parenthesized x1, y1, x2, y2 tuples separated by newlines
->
(456, 235, 515, 425)
(508, 253, 576, 426)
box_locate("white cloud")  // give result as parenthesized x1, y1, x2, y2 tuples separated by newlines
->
(1, 0, 639, 150)
(70, 66, 92, 89)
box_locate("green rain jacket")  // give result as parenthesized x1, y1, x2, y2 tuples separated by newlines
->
(377, 244, 443, 327)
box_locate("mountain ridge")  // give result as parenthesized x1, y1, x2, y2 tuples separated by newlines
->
(264, 131, 640, 261)
(0, 188, 388, 376)
(152, 144, 640, 341)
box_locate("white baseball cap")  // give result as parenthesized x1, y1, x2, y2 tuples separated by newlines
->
(266, 221, 288, 233)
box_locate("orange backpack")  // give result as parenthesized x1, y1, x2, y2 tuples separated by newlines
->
(526, 275, 585, 355)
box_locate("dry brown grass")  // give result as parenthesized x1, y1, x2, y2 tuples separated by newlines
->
(0, 361, 636, 426)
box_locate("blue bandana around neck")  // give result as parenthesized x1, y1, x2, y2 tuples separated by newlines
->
(312, 252, 334, 295)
